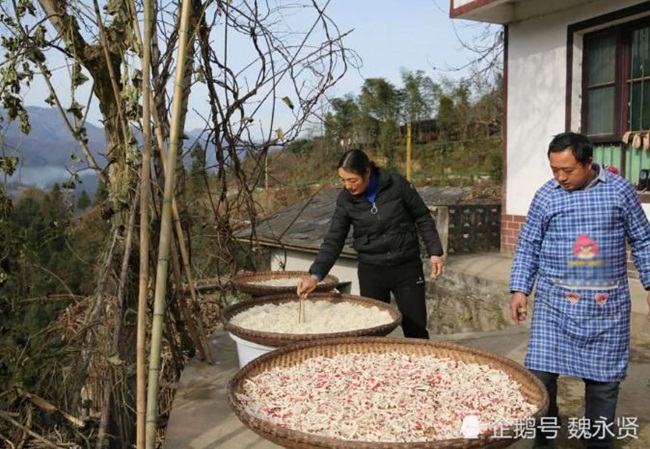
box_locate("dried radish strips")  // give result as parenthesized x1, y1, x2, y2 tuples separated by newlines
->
(247, 277, 305, 287)
(237, 352, 537, 442)
(229, 300, 395, 334)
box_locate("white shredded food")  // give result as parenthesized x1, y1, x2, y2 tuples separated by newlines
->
(230, 301, 394, 333)
(247, 277, 305, 287)
(237, 352, 537, 442)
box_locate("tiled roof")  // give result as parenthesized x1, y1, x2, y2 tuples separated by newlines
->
(235, 185, 500, 256)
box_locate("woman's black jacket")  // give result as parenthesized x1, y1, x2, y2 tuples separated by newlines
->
(309, 167, 443, 277)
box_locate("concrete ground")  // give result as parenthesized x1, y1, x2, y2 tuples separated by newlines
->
(162, 254, 650, 449)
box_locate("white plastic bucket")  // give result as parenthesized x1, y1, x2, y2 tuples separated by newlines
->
(228, 333, 277, 368)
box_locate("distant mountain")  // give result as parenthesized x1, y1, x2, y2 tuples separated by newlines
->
(3, 106, 106, 167)
(2, 106, 278, 197)
(2, 106, 106, 193)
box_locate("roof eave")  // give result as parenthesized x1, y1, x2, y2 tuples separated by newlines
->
(235, 238, 358, 260)
(450, 0, 515, 24)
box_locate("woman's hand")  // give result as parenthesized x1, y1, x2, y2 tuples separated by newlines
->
(429, 255, 444, 279)
(297, 275, 319, 298)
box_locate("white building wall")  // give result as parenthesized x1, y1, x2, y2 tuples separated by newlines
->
(506, 19, 567, 216)
(506, 0, 646, 217)
(270, 249, 360, 295)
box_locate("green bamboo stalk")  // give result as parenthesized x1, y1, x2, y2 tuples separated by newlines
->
(136, 0, 153, 447)
(155, 105, 213, 365)
(145, 0, 193, 446)
(147, 29, 213, 364)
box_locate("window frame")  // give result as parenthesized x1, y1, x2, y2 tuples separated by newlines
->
(581, 20, 650, 144)
(567, 5, 650, 196)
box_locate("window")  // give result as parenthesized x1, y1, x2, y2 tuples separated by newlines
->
(584, 31, 618, 137)
(629, 26, 650, 132)
(582, 18, 650, 185)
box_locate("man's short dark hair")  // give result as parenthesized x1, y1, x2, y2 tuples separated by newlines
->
(548, 132, 593, 165)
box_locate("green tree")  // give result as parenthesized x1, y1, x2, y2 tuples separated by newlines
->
(92, 181, 109, 206)
(189, 142, 207, 177)
(358, 78, 401, 164)
(437, 80, 471, 143)
(400, 70, 440, 144)
(187, 142, 207, 196)
(400, 69, 439, 123)
(285, 138, 315, 156)
(76, 190, 91, 210)
(358, 78, 400, 123)
(1, 186, 80, 400)
(325, 95, 360, 149)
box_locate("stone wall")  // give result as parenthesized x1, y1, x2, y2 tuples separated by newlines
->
(425, 263, 512, 334)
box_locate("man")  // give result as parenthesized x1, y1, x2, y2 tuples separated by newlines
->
(509, 132, 650, 448)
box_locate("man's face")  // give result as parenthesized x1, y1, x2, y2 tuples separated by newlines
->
(549, 148, 594, 191)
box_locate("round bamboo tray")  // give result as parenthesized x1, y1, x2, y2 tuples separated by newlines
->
(228, 337, 549, 449)
(222, 292, 402, 347)
(231, 270, 339, 297)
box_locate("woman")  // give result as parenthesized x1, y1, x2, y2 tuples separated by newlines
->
(297, 149, 444, 338)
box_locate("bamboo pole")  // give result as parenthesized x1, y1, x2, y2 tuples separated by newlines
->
(136, 0, 153, 446)
(137, 6, 212, 362)
(154, 41, 213, 362)
(128, 0, 210, 364)
(145, 0, 193, 446)
(160, 163, 212, 362)
(142, 113, 213, 365)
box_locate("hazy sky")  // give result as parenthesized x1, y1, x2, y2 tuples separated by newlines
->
(323, 0, 492, 98)
(17, 0, 494, 133)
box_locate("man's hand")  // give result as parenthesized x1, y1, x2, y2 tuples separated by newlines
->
(430, 255, 444, 279)
(646, 291, 650, 321)
(510, 292, 528, 323)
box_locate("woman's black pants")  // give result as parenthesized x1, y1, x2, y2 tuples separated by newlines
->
(357, 260, 429, 339)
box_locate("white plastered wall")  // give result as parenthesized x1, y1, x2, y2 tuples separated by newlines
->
(269, 248, 359, 295)
(506, 0, 650, 217)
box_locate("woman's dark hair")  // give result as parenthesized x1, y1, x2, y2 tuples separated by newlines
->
(548, 132, 593, 165)
(337, 149, 374, 175)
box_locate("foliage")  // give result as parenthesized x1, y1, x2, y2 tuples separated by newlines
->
(324, 95, 359, 149)
(285, 138, 315, 157)
(0, 185, 108, 396)
(322, 70, 502, 176)
(400, 69, 440, 124)
(76, 190, 91, 210)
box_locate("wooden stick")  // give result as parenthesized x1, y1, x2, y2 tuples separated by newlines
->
(0, 412, 63, 449)
(298, 298, 305, 324)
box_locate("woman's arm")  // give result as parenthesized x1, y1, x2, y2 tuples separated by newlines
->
(307, 199, 351, 278)
(401, 176, 443, 257)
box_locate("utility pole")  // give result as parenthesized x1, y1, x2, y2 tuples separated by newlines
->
(406, 122, 412, 181)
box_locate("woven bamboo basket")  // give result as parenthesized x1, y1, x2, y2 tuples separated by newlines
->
(222, 293, 402, 347)
(231, 270, 339, 297)
(228, 337, 549, 449)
